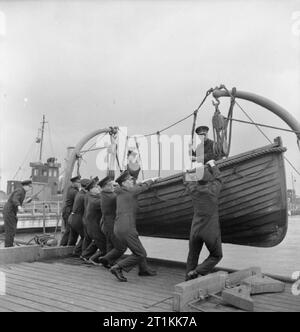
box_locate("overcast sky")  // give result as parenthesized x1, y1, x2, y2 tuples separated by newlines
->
(0, 0, 299, 192)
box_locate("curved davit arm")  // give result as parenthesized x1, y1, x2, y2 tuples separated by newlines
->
(213, 88, 300, 142)
(62, 127, 112, 204)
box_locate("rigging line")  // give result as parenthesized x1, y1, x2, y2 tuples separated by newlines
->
(224, 117, 300, 134)
(126, 88, 214, 139)
(134, 137, 145, 180)
(12, 139, 36, 179)
(223, 87, 300, 177)
(80, 146, 107, 154)
(157, 131, 161, 178)
(47, 122, 55, 157)
(80, 133, 107, 156)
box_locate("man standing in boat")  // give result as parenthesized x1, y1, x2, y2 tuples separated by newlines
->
(2, 180, 33, 247)
(60, 175, 81, 246)
(185, 125, 223, 281)
(189, 125, 221, 164)
(109, 171, 158, 282)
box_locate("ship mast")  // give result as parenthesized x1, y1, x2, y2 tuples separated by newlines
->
(39, 115, 47, 162)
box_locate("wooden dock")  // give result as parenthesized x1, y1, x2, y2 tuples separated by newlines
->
(0, 255, 299, 312)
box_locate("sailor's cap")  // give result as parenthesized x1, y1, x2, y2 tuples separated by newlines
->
(80, 178, 91, 188)
(98, 175, 113, 188)
(70, 175, 81, 183)
(195, 126, 209, 134)
(115, 170, 131, 185)
(21, 180, 32, 186)
(85, 180, 95, 191)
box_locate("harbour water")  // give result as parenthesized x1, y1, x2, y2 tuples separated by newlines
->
(3, 216, 300, 278)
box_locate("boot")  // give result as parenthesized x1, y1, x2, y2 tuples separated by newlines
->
(138, 269, 157, 277)
(185, 270, 199, 281)
(110, 265, 127, 282)
(98, 256, 111, 269)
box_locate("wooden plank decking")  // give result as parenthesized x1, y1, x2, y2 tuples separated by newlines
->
(0, 257, 299, 312)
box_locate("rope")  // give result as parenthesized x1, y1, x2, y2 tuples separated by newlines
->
(47, 122, 55, 157)
(80, 133, 107, 156)
(122, 136, 129, 169)
(226, 88, 236, 156)
(217, 146, 286, 169)
(134, 137, 145, 180)
(13, 139, 36, 179)
(157, 131, 161, 177)
(225, 117, 300, 134)
(222, 86, 300, 177)
(128, 88, 213, 139)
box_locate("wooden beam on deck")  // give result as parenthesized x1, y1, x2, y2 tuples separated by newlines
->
(173, 271, 228, 312)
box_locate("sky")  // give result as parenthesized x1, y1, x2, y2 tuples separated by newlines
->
(0, 0, 300, 192)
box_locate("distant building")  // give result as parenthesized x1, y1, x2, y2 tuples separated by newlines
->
(7, 157, 62, 202)
(6, 180, 22, 195)
(29, 157, 61, 201)
(287, 189, 300, 215)
(0, 190, 8, 201)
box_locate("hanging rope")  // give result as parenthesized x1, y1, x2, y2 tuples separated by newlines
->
(122, 136, 129, 170)
(134, 137, 145, 180)
(190, 110, 198, 168)
(211, 88, 235, 159)
(225, 88, 236, 156)
(222, 85, 300, 177)
(157, 131, 161, 177)
(76, 155, 82, 176)
(191, 110, 198, 147)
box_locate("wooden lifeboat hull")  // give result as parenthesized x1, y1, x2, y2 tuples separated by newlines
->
(136, 138, 288, 247)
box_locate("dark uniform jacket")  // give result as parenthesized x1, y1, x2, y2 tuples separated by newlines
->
(68, 189, 87, 229)
(4, 187, 26, 215)
(185, 166, 222, 233)
(72, 190, 86, 216)
(85, 193, 102, 226)
(192, 138, 219, 164)
(82, 192, 90, 225)
(114, 181, 152, 237)
(100, 191, 117, 235)
(62, 185, 78, 219)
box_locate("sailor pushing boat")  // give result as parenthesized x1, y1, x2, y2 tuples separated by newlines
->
(109, 171, 159, 282)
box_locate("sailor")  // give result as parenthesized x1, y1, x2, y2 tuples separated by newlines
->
(126, 149, 141, 181)
(81, 180, 107, 264)
(80, 177, 100, 260)
(184, 159, 223, 280)
(109, 171, 158, 282)
(60, 175, 81, 246)
(190, 126, 220, 164)
(97, 176, 126, 268)
(68, 178, 92, 256)
(2, 180, 32, 247)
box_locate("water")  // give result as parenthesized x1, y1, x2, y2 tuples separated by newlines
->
(3, 216, 300, 277)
